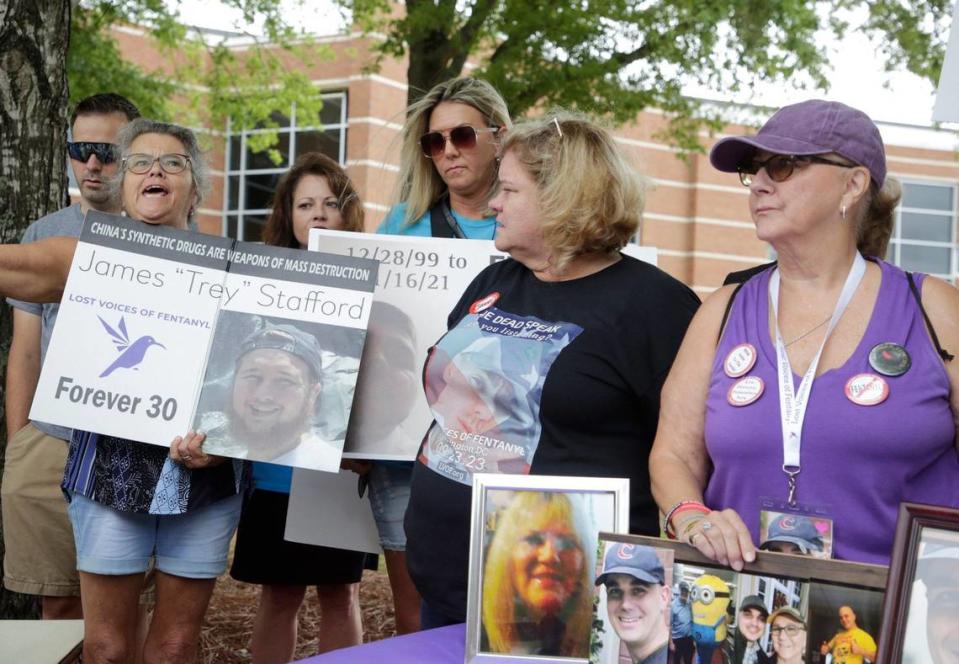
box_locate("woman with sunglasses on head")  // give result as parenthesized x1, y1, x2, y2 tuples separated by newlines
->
(226, 152, 371, 662)
(0, 118, 247, 663)
(405, 112, 699, 629)
(650, 100, 959, 572)
(351, 77, 511, 634)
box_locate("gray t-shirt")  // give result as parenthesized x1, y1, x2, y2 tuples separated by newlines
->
(7, 203, 84, 441)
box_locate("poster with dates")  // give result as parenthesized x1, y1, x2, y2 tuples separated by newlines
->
(309, 229, 500, 461)
(31, 212, 378, 471)
(308, 229, 656, 461)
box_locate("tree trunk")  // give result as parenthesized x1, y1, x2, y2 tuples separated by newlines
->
(0, 0, 71, 619)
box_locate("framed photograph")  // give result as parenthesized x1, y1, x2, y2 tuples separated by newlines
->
(465, 474, 630, 663)
(591, 536, 674, 664)
(596, 534, 887, 664)
(876, 502, 959, 664)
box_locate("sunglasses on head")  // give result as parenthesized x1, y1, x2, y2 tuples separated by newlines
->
(67, 141, 118, 164)
(737, 154, 853, 186)
(419, 125, 499, 158)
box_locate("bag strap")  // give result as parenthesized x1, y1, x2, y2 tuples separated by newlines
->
(718, 261, 777, 345)
(906, 271, 954, 361)
(429, 195, 465, 239)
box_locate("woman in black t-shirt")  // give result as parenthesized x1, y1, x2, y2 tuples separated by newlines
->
(406, 113, 700, 629)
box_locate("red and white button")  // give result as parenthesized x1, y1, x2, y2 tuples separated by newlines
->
(844, 373, 889, 406)
(469, 292, 500, 314)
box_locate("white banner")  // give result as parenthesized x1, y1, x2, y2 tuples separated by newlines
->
(32, 212, 378, 472)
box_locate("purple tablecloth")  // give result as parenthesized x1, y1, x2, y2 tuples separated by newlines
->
(297, 623, 539, 663)
(297, 624, 466, 663)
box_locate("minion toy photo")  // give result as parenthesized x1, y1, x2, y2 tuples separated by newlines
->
(691, 574, 732, 664)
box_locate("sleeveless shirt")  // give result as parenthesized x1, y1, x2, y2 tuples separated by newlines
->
(704, 259, 958, 565)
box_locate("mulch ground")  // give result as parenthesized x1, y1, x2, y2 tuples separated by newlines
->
(199, 565, 396, 663)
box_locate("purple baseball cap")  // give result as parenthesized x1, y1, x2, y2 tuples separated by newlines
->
(710, 100, 886, 187)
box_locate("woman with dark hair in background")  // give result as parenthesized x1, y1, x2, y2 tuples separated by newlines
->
(229, 152, 370, 663)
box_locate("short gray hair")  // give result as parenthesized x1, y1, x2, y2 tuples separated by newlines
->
(109, 118, 210, 224)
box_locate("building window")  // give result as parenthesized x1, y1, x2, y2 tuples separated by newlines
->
(224, 92, 347, 241)
(888, 180, 957, 281)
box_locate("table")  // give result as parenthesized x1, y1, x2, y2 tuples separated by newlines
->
(298, 624, 537, 663)
(0, 619, 83, 663)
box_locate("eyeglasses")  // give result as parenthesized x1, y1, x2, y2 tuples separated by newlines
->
(67, 141, 118, 164)
(123, 153, 192, 175)
(737, 154, 853, 186)
(419, 125, 499, 158)
(770, 624, 805, 638)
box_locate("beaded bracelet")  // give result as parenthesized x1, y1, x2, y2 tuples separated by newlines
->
(663, 500, 710, 539)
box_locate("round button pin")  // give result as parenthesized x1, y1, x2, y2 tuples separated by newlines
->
(844, 373, 890, 406)
(469, 292, 500, 314)
(868, 342, 911, 377)
(724, 343, 757, 378)
(727, 376, 765, 407)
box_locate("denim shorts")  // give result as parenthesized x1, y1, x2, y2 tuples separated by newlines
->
(367, 463, 413, 551)
(68, 493, 242, 579)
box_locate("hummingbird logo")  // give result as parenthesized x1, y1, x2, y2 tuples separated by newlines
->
(97, 315, 165, 378)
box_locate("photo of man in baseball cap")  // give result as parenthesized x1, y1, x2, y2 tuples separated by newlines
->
(196, 317, 343, 471)
(595, 542, 672, 664)
(760, 513, 829, 558)
(733, 595, 772, 664)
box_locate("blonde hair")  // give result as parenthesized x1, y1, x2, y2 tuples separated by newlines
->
(856, 176, 902, 258)
(396, 77, 511, 226)
(481, 492, 595, 657)
(499, 112, 645, 272)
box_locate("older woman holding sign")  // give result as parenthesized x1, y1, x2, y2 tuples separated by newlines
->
(649, 100, 959, 570)
(0, 118, 244, 663)
(404, 113, 700, 628)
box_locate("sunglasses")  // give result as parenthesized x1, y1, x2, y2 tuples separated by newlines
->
(737, 154, 853, 186)
(67, 141, 118, 164)
(123, 153, 192, 175)
(419, 125, 499, 158)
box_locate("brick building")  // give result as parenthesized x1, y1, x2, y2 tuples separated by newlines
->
(98, 25, 959, 295)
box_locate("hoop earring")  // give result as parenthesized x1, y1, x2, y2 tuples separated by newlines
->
(840, 203, 847, 222)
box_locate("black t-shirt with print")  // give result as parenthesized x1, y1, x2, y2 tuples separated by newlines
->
(405, 255, 700, 620)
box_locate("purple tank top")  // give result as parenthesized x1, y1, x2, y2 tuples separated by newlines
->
(704, 259, 958, 565)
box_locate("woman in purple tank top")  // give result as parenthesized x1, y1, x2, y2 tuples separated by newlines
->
(649, 100, 959, 569)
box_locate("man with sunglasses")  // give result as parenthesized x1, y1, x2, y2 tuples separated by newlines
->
(3, 93, 139, 619)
